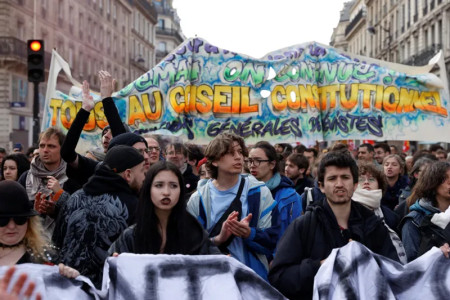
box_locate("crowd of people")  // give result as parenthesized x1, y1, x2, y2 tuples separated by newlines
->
(1, 71, 450, 299)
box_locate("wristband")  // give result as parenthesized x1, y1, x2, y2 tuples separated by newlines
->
(51, 189, 64, 202)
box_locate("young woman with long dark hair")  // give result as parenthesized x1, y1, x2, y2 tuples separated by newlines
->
(109, 161, 219, 255)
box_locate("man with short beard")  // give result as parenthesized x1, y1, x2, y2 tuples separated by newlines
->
(53, 145, 146, 287)
(269, 152, 400, 299)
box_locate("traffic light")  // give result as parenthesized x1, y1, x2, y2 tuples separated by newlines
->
(27, 40, 45, 83)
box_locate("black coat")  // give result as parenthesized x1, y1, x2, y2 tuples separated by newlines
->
(268, 200, 400, 300)
(108, 213, 220, 256)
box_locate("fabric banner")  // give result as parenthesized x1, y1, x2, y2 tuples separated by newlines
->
(313, 241, 450, 299)
(0, 255, 285, 300)
(43, 38, 450, 151)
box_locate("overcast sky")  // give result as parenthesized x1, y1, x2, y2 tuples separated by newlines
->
(172, 0, 350, 58)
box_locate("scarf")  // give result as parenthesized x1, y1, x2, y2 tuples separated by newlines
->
(431, 204, 450, 229)
(352, 188, 382, 210)
(266, 172, 281, 191)
(26, 157, 68, 201)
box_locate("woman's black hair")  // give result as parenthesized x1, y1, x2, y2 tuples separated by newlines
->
(134, 161, 188, 254)
(1, 154, 30, 181)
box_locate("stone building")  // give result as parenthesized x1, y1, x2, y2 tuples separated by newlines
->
(0, 0, 169, 150)
(332, 0, 450, 84)
(154, 0, 184, 64)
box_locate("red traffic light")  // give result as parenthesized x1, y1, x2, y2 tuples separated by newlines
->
(29, 40, 42, 52)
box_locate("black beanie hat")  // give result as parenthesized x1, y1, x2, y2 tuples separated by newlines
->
(104, 145, 144, 173)
(0, 181, 38, 217)
(107, 132, 148, 151)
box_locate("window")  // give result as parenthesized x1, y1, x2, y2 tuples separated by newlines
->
(58, 0, 64, 26)
(79, 13, 84, 39)
(158, 42, 166, 52)
(17, 21, 24, 40)
(158, 19, 165, 29)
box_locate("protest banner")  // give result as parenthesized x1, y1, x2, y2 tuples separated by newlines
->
(43, 38, 450, 151)
(313, 241, 450, 299)
(0, 255, 285, 300)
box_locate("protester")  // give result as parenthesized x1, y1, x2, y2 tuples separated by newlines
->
(196, 157, 210, 180)
(186, 143, 205, 177)
(18, 127, 79, 236)
(395, 157, 435, 218)
(352, 163, 407, 263)
(303, 147, 318, 178)
(100, 125, 113, 153)
(389, 145, 399, 155)
(435, 149, 448, 161)
(54, 145, 146, 286)
(187, 133, 275, 280)
(293, 144, 307, 154)
(0, 181, 78, 278)
(381, 154, 409, 211)
(165, 142, 199, 195)
(373, 142, 391, 164)
(25, 146, 38, 162)
(269, 152, 401, 299)
(248, 141, 302, 241)
(357, 143, 376, 164)
(284, 153, 313, 195)
(109, 161, 219, 255)
(400, 161, 450, 262)
(429, 143, 444, 155)
(1, 154, 30, 181)
(142, 133, 162, 166)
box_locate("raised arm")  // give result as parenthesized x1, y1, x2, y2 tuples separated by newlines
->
(99, 70, 127, 137)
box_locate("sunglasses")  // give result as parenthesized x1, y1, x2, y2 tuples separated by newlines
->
(0, 217, 29, 227)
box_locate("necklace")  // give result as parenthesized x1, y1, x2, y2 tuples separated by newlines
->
(0, 240, 24, 249)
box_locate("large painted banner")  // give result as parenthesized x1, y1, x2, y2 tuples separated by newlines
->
(43, 38, 450, 150)
(313, 242, 450, 299)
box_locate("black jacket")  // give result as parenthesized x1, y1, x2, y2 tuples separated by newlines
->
(52, 164, 139, 287)
(183, 164, 199, 197)
(268, 200, 400, 300)
(108, 213, 220, 256)
(61, 97, 127, 187)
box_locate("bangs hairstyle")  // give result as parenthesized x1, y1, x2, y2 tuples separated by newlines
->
(1, 153, 30, 180)
(286, 153, 309, 174)
(318, 151, 358, 184)
(358, 162, 387, 193)
(134, 161, 187, 254)
(253, 141, 279, 174)
(411, 161, 450, 207)
(382, 154, 405, 175)
(205, 133, 248, 179)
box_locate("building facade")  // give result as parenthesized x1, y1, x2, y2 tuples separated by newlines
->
(333, 0, 450, 85)
(0, 0, 161, 150)
(153, 0, 184, 64)
(330, 1, 354, 51)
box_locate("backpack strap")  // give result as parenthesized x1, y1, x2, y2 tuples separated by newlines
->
(301, 207, 318, 258)
(208, 178, 246, 253)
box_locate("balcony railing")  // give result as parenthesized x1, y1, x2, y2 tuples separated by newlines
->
(402, 43, 441, 66)
(131, 0, 157, 21)
(0, 37, 51, 68)
(156, 27, 184, 42)
(345, 9, 364, 36)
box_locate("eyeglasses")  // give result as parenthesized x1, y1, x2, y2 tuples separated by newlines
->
(245, 159, 270, 167)
(358, 176, 377, 183)
(148, 146, 161, 152)
(0, 216, 29, 227)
